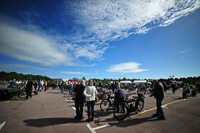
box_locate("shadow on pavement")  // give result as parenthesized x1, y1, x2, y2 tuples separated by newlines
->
(95, 116, 160, 127)
(0, 96, 11, 101)
(23, 117, 85, 127)
(111, 116, 160, 127)
(0, 96, 26, 101)
(94, 110, 113, 118)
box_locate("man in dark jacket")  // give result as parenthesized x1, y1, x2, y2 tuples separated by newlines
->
(114, 82, 126, 102)
(26, 79, 34, 100)
(73, 80, 85, 120)
(114, 82, 127, 113)
(150, 80, 165, 120)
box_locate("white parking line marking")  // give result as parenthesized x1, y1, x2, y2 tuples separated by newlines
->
(0, 121, 6, 130)
(87, 123, 110, 133)
(72, 107, 76, 110)
(87, 124, 96, 133)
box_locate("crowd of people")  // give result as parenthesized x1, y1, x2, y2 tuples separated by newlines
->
(1, 78, 200, 122)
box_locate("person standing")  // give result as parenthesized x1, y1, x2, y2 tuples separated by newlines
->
(38, 80, 43, 92)
(33, 80, 38, 94)
(44, 80, 48, 91)
(150, 80, 165, 120)
(60, 81, 65, 94)
(73, 80, 86, 120)
(26, 79, 34, 100)
(83, 79, 97, 122)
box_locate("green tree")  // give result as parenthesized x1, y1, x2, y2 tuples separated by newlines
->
(82, 76, 86, 81)
(72, 78, 79, 81)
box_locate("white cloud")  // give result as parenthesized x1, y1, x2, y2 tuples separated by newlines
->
(0, 20, 75, 66)
(180, 50, 188, 54)
(180, 49, 192, 54)
(1, 0, 200, 65)
(60, 42, 109, 60)
(0, 63, 92, 76)
(60, 0, 200, 61)
(107, 62, 148, 73)
(60, 71, 91, 75)
(66, 0, 200, 43)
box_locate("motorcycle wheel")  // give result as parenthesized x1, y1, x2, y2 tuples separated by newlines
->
(113, 103, 128, 120)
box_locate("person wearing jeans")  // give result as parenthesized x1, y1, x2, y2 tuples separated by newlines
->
(155, 98, 165, 118)
(83, 79, 97, 122)
(86, 101, 95, 121)
(150, 80, 165, 120)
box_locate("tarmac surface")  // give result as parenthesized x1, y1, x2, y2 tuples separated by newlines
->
(0, 88, 200, 133)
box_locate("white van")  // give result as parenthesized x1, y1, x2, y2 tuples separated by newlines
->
(120, 81, 132, 89)
(133, 80, 151, 86)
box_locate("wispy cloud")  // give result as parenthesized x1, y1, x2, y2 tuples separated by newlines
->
(66, 0, 200, 43)
(0, 19, 75, 66)
(58, 0, 200, 61)
(180, 49, 192, 54)
(180, 50, 188, 54)
(60, 71, 91, 75)
(107, 62, 148, 73)
(60, 43, 109, 60)
(0, 63, 92, 76)
(179, 49, 192, 57)
(0, 0, 199, 66)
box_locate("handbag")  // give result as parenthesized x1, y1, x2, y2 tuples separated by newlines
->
(95, 96, 99, 102)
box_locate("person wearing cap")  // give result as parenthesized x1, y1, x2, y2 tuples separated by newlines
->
(73, 80, 86, 120)
(150, 80, 165, 120)
(83, 79, 97, 122)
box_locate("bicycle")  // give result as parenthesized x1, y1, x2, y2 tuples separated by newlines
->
(113, 93, 145, 120)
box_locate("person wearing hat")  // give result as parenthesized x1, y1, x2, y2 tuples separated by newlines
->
(73, 80, 86, 120)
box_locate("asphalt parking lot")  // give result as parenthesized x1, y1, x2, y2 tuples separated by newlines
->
(0, 88, 200, 133)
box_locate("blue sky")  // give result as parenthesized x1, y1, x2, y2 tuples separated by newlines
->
(0, 0, 200, 80)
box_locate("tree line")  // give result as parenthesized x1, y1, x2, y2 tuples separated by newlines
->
(90, 76, 200, 84)
(1, 71, 199, 84)
(0, 71, 52, 81)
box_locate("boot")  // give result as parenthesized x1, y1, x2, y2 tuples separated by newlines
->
(86, 112, 91, 122)
(91, 112, 94, 121)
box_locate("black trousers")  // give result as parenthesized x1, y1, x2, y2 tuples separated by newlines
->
(45, 86, 47, 91)
(26, 88, 32, 99)
(75, 100, 84, 118)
